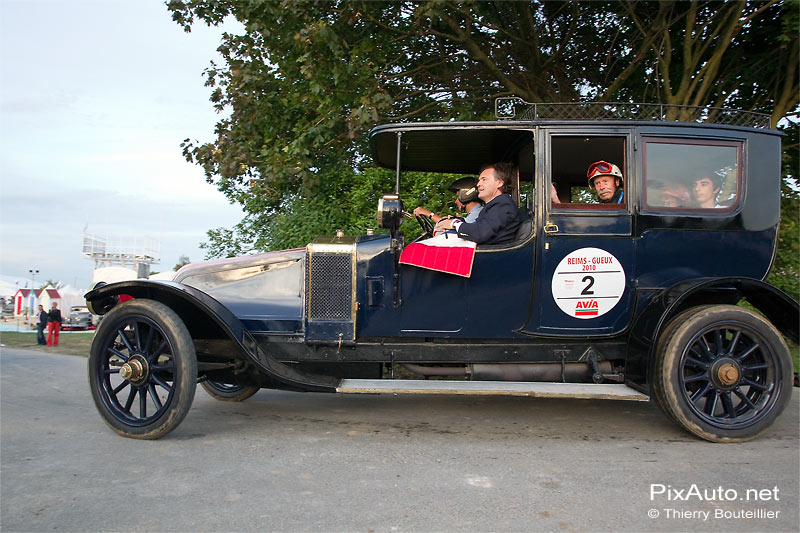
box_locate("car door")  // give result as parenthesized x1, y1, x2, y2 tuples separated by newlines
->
(523, 127, 636, 336)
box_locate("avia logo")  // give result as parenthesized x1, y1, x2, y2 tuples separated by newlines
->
(575, 300, 599, 316)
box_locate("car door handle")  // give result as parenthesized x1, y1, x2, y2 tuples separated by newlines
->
(544, 222, 559, 234)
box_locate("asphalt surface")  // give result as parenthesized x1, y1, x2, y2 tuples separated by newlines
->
(1, 347, 798, 532)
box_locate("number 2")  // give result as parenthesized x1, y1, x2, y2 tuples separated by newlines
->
(581, 275, 595, 295)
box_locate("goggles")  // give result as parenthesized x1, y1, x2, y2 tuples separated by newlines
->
(587, 160, 614, 180)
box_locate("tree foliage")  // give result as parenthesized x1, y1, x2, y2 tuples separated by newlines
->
(167, 0, 799, 262)
(770, 121, 800, 301)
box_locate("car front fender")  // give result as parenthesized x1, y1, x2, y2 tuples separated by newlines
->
(84, 280, 337, 392)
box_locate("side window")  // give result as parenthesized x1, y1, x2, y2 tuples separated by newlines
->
(643, 139, 741, 212)
(550, 136, 627, 209)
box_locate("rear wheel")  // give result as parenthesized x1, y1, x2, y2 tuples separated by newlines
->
(88, 299, 197, 439)
(655, 305, 792, 442)
(201, 380, 260, 402)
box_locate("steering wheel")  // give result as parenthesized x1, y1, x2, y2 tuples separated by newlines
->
(415, 214, 435, 238)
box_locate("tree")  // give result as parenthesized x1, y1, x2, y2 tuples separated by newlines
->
(167, 0, 799, 256)
(174, 255, 192, 271)
(770, 121, 800, 301)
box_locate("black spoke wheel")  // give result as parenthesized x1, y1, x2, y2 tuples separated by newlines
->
(655, 305, 792, 442)
(88, 299, 197, 439)
(201, 380, 260, 402)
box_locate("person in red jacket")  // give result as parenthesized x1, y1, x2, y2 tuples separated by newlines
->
(46, 302, 62, 346)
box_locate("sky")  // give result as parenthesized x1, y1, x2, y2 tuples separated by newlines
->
(0, 0, 245, 294)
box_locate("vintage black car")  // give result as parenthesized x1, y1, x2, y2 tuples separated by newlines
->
(85, 101, 798, 442)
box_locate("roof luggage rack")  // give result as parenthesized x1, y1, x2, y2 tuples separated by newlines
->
(494, 97, 771, 129)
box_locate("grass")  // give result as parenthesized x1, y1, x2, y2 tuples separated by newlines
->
(0, 331, 94, 357)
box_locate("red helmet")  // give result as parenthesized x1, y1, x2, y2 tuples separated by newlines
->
(587, 160, 623, 186)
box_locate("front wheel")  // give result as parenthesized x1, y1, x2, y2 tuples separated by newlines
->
(655, 305, 792, 442)
(88, 299, 197, 439)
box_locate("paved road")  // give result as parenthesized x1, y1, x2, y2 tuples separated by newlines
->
(1, 348, 798, 532)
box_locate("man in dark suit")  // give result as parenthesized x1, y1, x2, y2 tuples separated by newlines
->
(435, 162, 522, 245)
(36, 304, 48, 345)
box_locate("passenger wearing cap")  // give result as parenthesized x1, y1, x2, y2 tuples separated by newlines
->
(435, 162, 522, 245)
(413, 176, 484, 223)
(587, 160, 625, 204)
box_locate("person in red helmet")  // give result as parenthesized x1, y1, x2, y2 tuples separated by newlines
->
(587, 160, 625, 204)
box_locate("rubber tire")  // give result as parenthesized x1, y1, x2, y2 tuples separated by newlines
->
(654, 305, 792, 442)
(652, 306, 714, 425)
(88, 299, 197, 440)
(201, 380, 260, 402)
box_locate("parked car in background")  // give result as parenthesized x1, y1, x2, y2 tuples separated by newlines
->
(61, 307, 94, 331)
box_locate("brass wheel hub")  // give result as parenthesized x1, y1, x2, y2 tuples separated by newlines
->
(119, 356, 148, 385)
(711, 358, 741, 389)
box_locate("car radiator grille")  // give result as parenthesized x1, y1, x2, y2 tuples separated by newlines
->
(307, 253, 353, 321)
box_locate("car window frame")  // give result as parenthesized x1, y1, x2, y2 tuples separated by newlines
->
(641, 136, 744, 216)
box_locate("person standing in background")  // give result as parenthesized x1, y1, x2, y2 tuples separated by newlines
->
(36, 304, 48, 345)
(46, 302, 62, 347)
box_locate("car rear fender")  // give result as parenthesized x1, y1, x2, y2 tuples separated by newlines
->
(84, 280, 337, 392)
(626, 277, 798, 394)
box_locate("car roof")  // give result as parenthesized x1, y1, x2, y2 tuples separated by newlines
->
(370, 122, 532, 174)
(369, 104, 780, 175)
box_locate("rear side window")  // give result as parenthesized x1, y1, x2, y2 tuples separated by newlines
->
(643, 138, 741, 212)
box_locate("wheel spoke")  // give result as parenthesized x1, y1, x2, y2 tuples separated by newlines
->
(107, 346, 129, 362)
(117, 327, 135, 353)
(688, 345, 709, 363)
(151, 340, 168, 359)
(139, 389, 147, 418)
(734, 342, 760, 362)
(733, 388, 756, 410)
(151, 360, 175, 372)
(742, 376, 768, 391)
(704, 390, 719, 416)
(727, 330, 742, 355)
(721, 392, 736, 419)
(148, 384, 163, 410)
(143, 325, 155, 356)
(124, 387, 137, 412)
(103, 368, 121, 375)
(133, 321, 143, 352)
(742, 363, 769, 371)
(151, 373, 173, 391)
(714, 330, 724, 356)
(683, 372, 708, 383)
(685, 356, 709, 369)
(112, 380, 130, 395)
(690, 382, 713, 403)
(698, 335, 713, 358)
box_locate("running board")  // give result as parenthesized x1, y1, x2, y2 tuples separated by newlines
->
(337, 379, 649, 401)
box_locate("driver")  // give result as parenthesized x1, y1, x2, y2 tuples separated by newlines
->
(587, 160, 625, 204)
(435, 162, 522, 245)
(413, 176, 483, 223)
